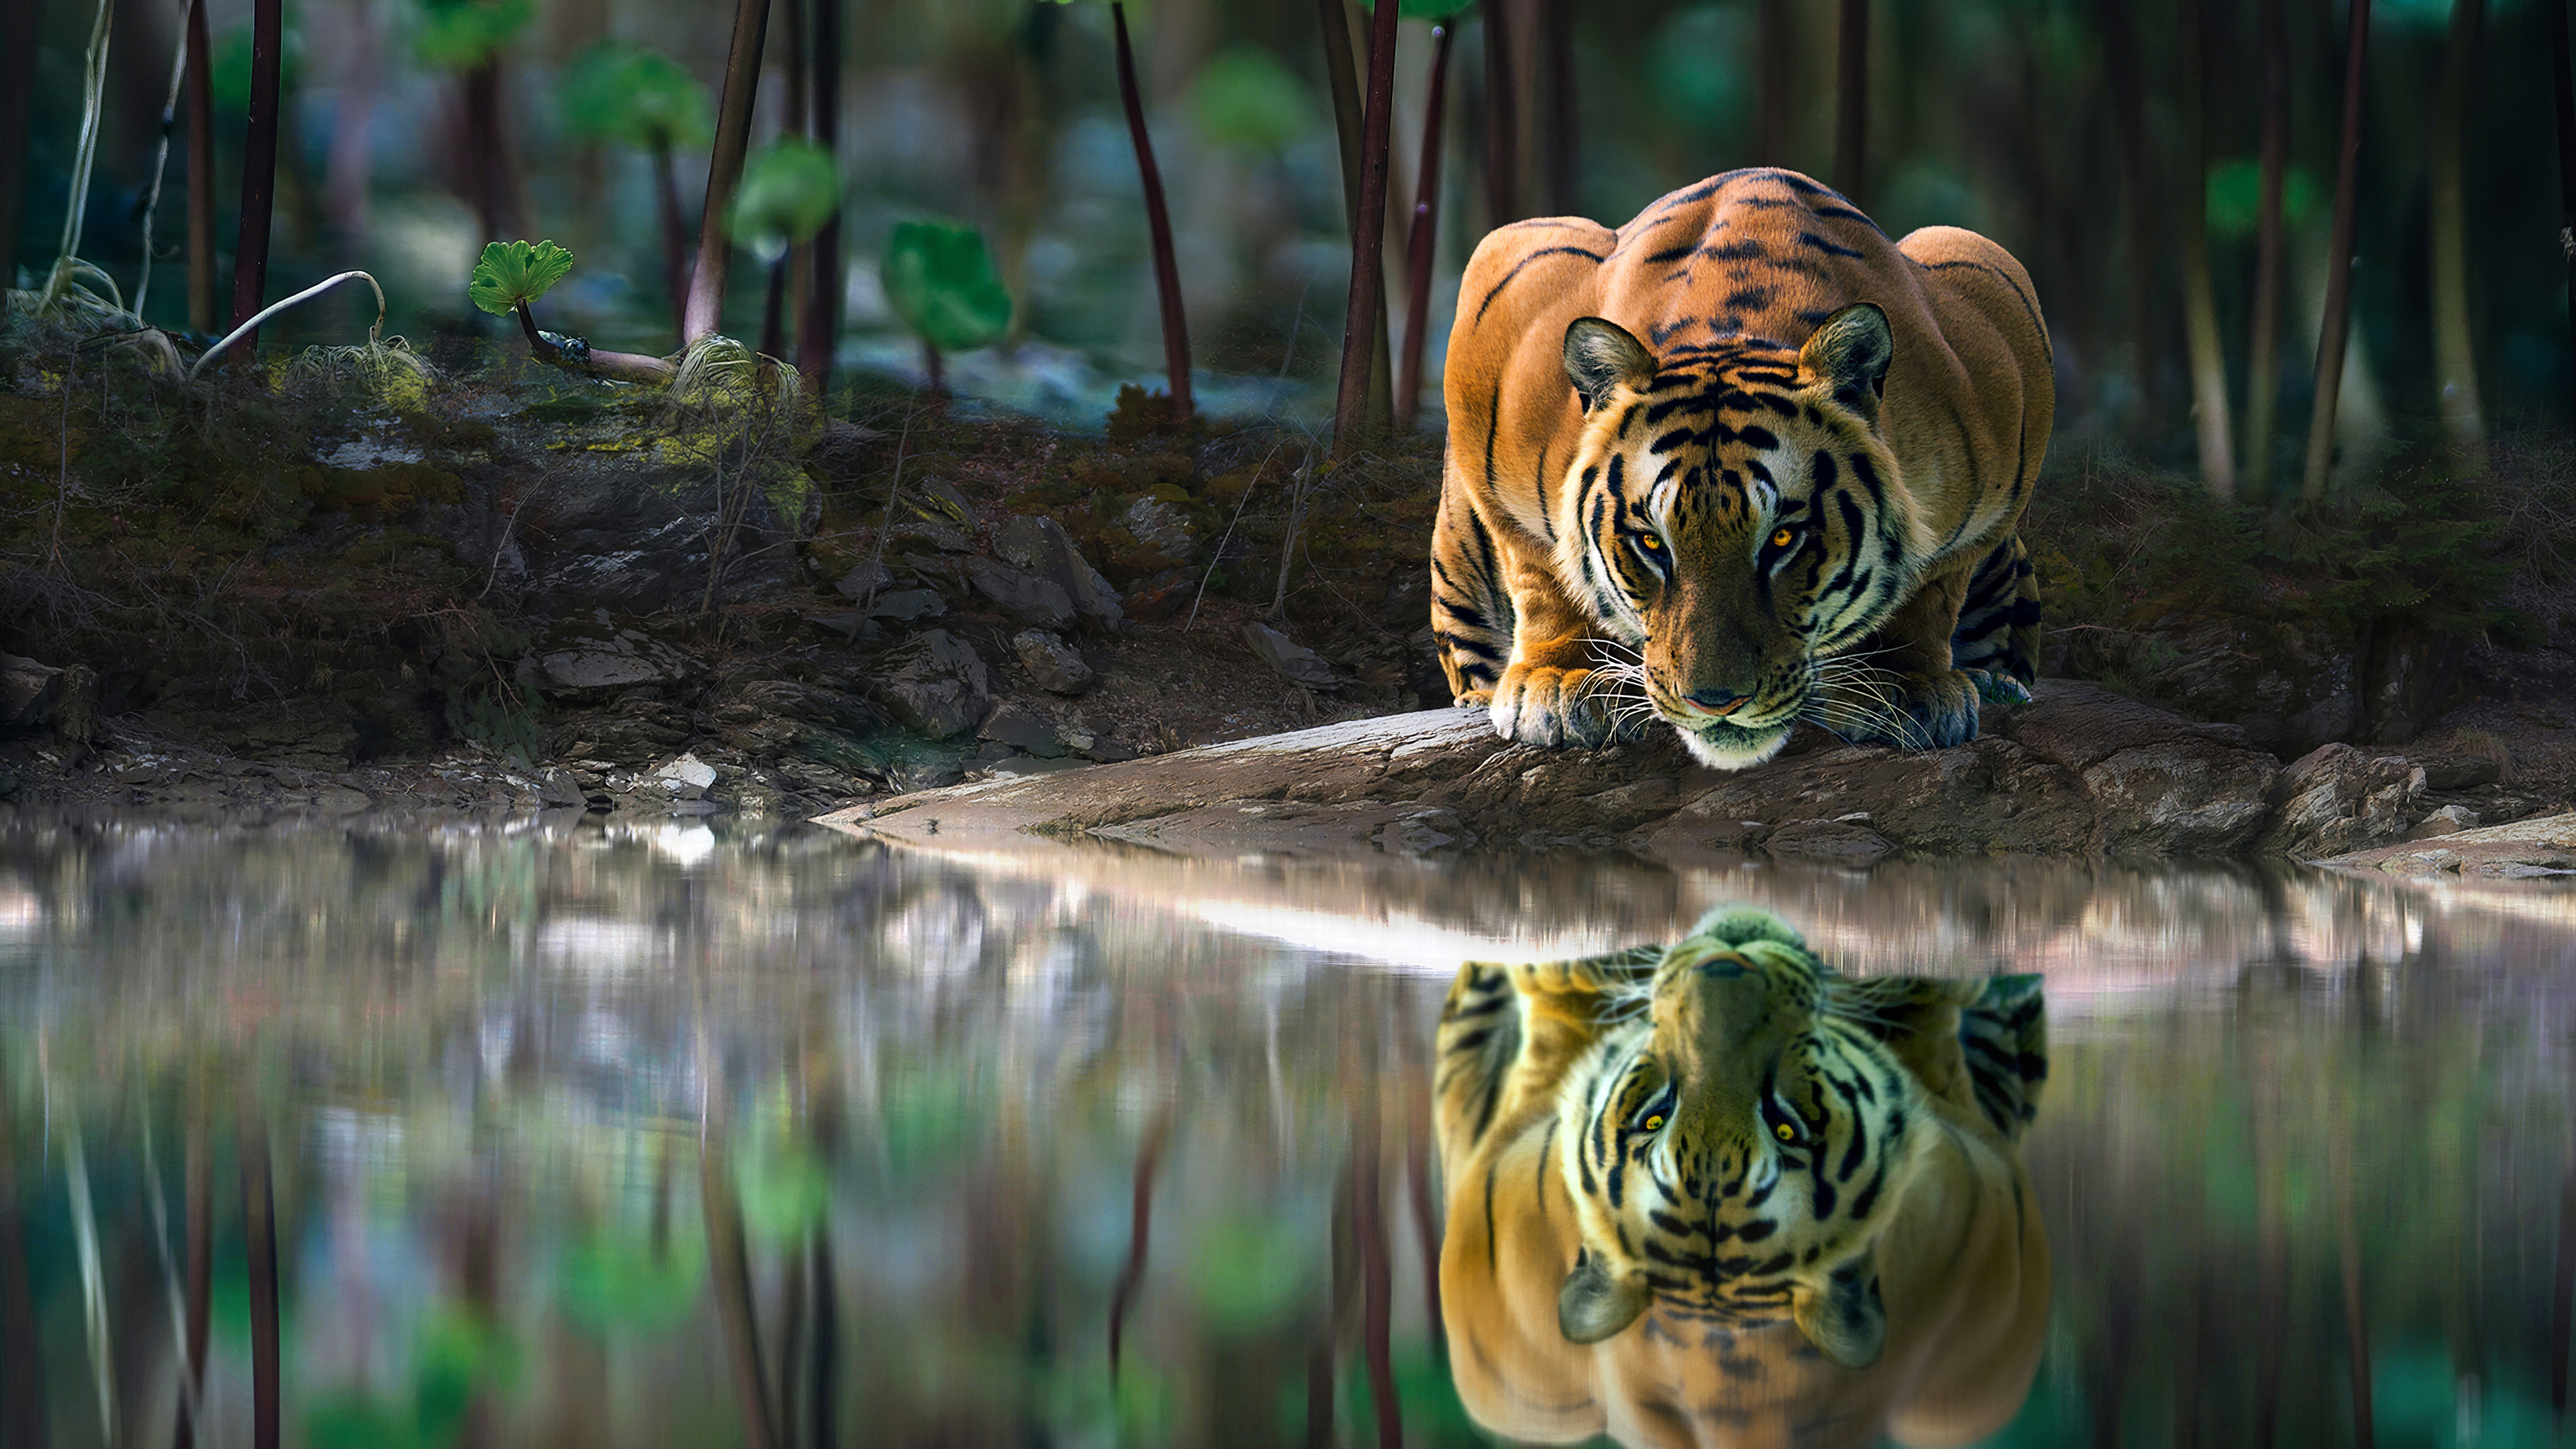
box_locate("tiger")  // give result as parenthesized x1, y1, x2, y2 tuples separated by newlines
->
(1432, 907, 2051, 1448)
(1430, 168, 2053, 769)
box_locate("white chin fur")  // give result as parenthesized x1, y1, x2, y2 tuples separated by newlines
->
(1670, 718, 1790, 770)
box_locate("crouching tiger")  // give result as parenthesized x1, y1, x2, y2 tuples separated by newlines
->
(1432, 168, 2052, 768)
(1433, 908, 2051, 1448)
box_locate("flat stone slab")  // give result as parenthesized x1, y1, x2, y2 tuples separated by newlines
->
(814, 680, 2467, 865)
(2322, 811, 2576, 879)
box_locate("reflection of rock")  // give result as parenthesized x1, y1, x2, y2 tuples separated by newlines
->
(879, 885, 987, 977)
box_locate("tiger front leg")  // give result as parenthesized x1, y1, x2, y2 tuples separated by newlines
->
(1488, 547, 1648, 749)
(1817, 561, 1992, 751)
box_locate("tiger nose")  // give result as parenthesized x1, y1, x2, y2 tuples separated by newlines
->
(1686, 689, 1750, 716)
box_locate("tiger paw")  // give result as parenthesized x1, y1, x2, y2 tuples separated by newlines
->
(1819, 668, 1982, 751)
(1489, 663, 1640, 748)
(1964, 668, 2032, 707)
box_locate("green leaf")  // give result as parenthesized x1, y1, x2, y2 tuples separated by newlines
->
(2205, 158, 2325, 239)
(413, 0, 534, 70)
(727, 140, 843, 252)
(468, 239, 576, 316)
(553, 1229, 708, 1338)
(1186, 47, 1311, 153)
(880, 219, 1014, 355)
(559, 41, 712, 152)
(1399, 0, 1479, 17)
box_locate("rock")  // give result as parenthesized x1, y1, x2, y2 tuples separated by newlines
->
(888, 515, 973, 553)
(866, 588, 947, 623)
(965, 557, 1077, 631)
(1, 652, 60, 728)
(1122, 496, 1199, 562)
(2408, 803, 2479, 839)
(979, 700, 1066, 757)
(1012, 630, 1096, 694)
(2258, 743, 2426, 859)
(1124, 568, 1199, 623)
(876, 629, 989, 739)
(995, 515, 1124, 631)
(2080, 741, 2277, 855)
(914, 477, 977, 526)
(1244, 623, 1342, 688)
(525, 623, 696, 697)
(2420, 753, 2503, 791)
(834, 558, 894, 601)
(536, 767, 587, 808)
(653, 753, 718, 800)
(1374, 807, 1476, 857)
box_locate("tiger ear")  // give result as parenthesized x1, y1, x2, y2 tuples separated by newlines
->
(1557, 1252, 1650, 1344)
(1798, 303, 1894, 425)
(1791, 1250, 1888, 1370)
(1563, 318, 1657, 413)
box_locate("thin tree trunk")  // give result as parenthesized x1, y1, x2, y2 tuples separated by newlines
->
(0, 0, 41, 297)
(2098, 0, 2157, 427)
(654, 141, 689, 341)
(1756, 0, 1792, 166)
(175, 1104, 212, 1449)
(2428, 0, 2487, 475)
(2179, 0, 2235, 497)
(1318, 0, 1391, 435)
(796, 0, 843, 388)
(780, 0, 810, 374)
(241, 1112, 281, 1449)
(1832, 0, 1867, 207)
(1353, 1105, 1400, 1448)
(760, 253, 789, 362)
(684, 0, 775, 345)
(1541, 0, 1576, 216)
(806, 1228, 839, 1449)
(1107, 1112, 1171, 1379)
(2300, 0, 2370, 508)
(1395, 23, 1456, 431)
(703, 1134, 778, 1449)
(1113, 1, 1191, 419)
(2553, 0, 2576, 431)
(1334, 0, 1401, 457)
(184, 0, 213, 333)
(227, 0, 284, 351)
(2244, 0, 2290, 502)
(1481, 0, 1518, 227)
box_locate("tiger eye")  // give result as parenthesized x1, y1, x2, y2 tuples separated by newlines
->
(1643, 1112, 1666, 1131)
(1640, 535, 1664, 551)
(1774, 1121, 1794, 1142)
(1770, 527, 1794, 548)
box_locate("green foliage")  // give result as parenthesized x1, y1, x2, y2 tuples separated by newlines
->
(468, 239, 574, 317)
(1649, 6, 1753, 138)
(2204, 158, 2325, 239)
(1187, 47, 1312, 153)
(1189, 1216, 1311, 1330)
(413, 0, 535, 71)
(555, 1229, 707, 1337)
(880, 219, 1013, 356)
(559, 41, 713, 152)
(727, 140, 844, 254)
(735, 1140, 832, 1244)
(303, 1309, 518, 1449)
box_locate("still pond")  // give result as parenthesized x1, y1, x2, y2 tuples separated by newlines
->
(0, 816, 2571, 1447)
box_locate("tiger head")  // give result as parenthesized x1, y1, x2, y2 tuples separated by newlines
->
(1554, 305, 1935, 769)
(1553, 908, 1943, 1369)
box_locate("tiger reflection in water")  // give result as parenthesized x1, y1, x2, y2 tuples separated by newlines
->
(1432, 908, 2050, 1448)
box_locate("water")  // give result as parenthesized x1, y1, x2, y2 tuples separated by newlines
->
(1, 816, 2571, 1448)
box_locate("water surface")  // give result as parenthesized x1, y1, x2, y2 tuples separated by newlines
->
(2, 818, 2571, 1446)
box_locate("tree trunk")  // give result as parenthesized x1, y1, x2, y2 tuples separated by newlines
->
(1831, 0, 1867, 207)
(2098, 0, 2157, 428)
(2554, 0, 2576, 432)
(781, 0, 810, 369)
(176, 1102, 213, 1449)
(1481, 0, 1519, 227)
(702, 1133, 778, 1449)
(1113, 1, 1191, 419)
(241, 1112, 280, 1449)
(227, 0, 284, 352)
(684, 0, 775, 345)
(2243, 0, 2289, 502)
(2179, 0, 2235, 497)
(1756, 0, 1792, 166)
(1334, 0, 1401, 457)
(1396, 23, 1456, 430)
(1541, 0, 1576, 216)
(2428, 0, 2487, 476)
(796, 0, 843, 388)
(2300, 0, 2369, 508)
(184, 0, 213, 333)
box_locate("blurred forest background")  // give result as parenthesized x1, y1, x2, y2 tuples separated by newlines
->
(3, 0, 2565, 484)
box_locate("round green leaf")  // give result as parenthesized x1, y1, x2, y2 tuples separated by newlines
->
(413, 0, 534, 71)
(728, 140, 843, 252)
(559, 41, 713, 152)
(469, 239, 576, 316)
(1186, 47, 1311, 154)
(881, 219, 1014, 355)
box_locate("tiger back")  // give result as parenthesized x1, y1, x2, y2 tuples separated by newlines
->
(1432, 909, 2050, 1448)
(1430, 168, 2052, 769)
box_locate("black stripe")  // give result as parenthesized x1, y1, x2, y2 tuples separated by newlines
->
(1473, 245, 1606, 324)
(1796, 230, 1866, 259)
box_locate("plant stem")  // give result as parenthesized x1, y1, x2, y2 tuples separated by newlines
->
(798, 0, 843, 388)
(184, 0, 214, 333)
(684, 0, 775, 343)
(229, 0, 282, 347)
(241, 1110, 280, 1449)
(189, 269, 386, 382)
(2300, 0, 2369, 508)
(1333, 0, 1400, 457)
(2178, 0, 2235, 499)
(133, 0, 194, 323)
(1318, 0, 1366, 225)
(1395, 23, 1456, 431)
(1113, 1, 1191, 420)
(759, 251, 788, 362)
(515, 298, 546, 353)
(2243, 0, 2288, 502)
(2428, 0, 2487, 475)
